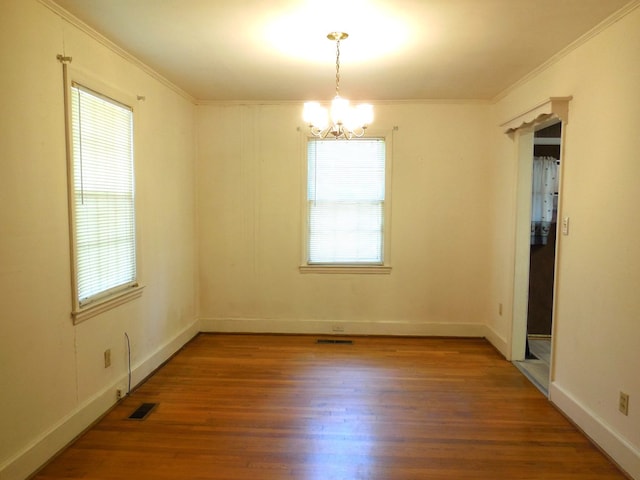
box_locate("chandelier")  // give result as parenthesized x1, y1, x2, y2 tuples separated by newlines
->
(303, 32, 373, 140)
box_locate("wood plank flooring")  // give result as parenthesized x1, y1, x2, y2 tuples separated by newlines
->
(33, 334, 626, 479)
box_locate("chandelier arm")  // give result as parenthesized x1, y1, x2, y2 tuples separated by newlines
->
(352, 127, 366, 138)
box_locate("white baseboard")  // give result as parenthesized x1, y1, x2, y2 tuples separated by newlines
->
(550, 382, 640, 479)
(1, 319, 200, 480)
(199, 317, 487, 338)
(483, 324, 510, 359)
(128, 320, 200, 387)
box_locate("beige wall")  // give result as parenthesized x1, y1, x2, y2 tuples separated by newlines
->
(2, 0, 639, 478)
(0, 2, 198, 478)
(196, 102, 495, 335)
(490, 5, 640, 476)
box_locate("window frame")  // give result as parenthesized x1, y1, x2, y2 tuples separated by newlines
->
(63, 67, 144, 323)
(299, 128, 393, 274)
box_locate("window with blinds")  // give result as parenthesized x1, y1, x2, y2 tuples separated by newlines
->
(70, 83, 137, 307)
(307, 138, 386, 264)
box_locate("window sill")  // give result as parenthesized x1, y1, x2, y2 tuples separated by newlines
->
(299, 265, 392, 275)
(72, 285, 145, 324)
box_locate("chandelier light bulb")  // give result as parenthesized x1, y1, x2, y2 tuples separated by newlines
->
(331, 96, 349, 125)
(303, 102, 329, 134)
(356, 104, 374, 125)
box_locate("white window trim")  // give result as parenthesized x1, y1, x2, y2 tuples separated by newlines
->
(298, 127, 394, 274)
(72, 286, 145, 323)
(299, 265, 391, 275)
(63, 65, 144, 323)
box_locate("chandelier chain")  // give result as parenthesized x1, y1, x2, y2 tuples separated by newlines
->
(335, 40, 341, 96)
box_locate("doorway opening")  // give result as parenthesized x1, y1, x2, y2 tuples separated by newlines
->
(512, 120, 563, 396)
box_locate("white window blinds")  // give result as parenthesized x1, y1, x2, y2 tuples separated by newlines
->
(307, 138, 386, 264)
(70, 84, 137, 306)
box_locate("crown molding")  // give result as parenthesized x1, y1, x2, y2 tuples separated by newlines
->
(492, 0, 640, 103)
(195, 98, 492, 107)
(38, 0, 196, 104)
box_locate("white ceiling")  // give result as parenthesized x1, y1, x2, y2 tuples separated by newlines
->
(51, 0, 632, 102)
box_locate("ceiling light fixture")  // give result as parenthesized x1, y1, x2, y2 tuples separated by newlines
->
(303, 32, 373, 140)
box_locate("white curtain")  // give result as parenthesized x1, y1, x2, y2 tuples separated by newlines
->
(531, 157, 558, 245)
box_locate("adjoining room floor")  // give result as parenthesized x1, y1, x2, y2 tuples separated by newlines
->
(514, 337, 551, 395)
(34, 334, 624, 479)
(528, 337, 552, 365)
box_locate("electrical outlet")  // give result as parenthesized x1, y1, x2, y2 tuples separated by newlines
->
(619, 392, 629, 416)
(116, 388, 124, 400)
(104, 349, 111, 368)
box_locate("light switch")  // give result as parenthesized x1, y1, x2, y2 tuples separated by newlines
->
(562, 216, 570, 235)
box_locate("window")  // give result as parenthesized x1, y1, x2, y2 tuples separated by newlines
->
(305, 138, 387, 267)
(68, 83, 139, 320)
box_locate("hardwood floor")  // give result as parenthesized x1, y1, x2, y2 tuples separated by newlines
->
(33, 334, 626, 479)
